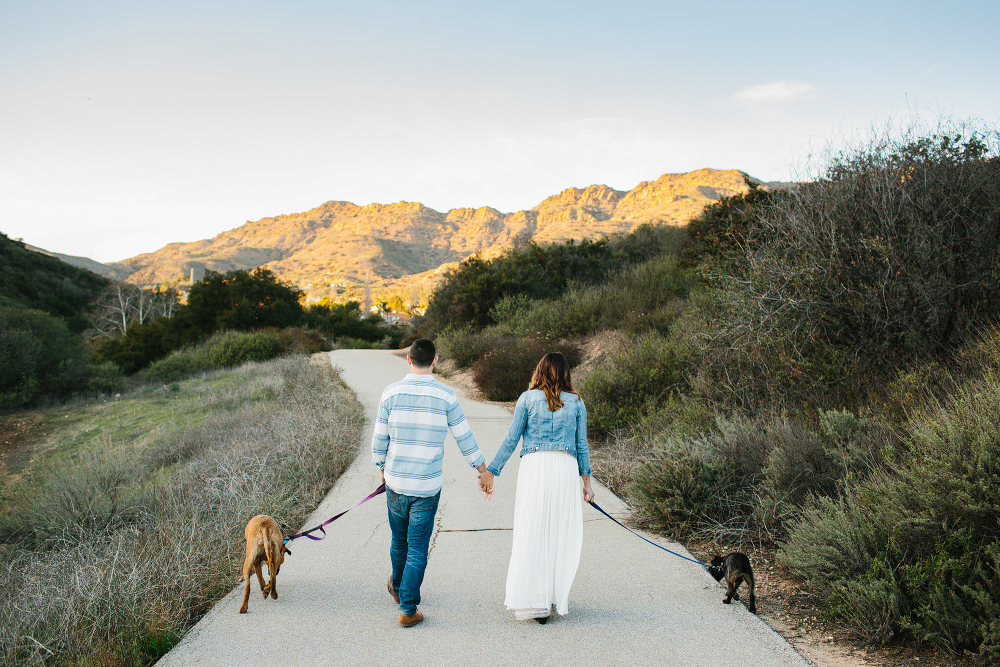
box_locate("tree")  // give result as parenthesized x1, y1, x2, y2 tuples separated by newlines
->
(0, 306, 86, 408)
(186, 268, 304, 334)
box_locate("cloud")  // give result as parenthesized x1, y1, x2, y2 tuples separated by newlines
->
(734, 80, 815, 104)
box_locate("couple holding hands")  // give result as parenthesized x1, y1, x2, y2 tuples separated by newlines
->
(371, 339, 595, 627)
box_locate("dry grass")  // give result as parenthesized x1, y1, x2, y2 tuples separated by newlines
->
(0, 356, 364, 666)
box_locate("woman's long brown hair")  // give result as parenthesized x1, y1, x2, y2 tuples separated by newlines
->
(528, 352, 579, 412)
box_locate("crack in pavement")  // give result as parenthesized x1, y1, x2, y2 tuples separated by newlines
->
(437, 528, 512, 533)
(363, 518, 387, 547)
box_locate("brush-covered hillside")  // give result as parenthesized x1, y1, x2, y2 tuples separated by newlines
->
(427, 121, 1000, 663)
(0, 232, 109, 333)
(116, 168, 755, 302)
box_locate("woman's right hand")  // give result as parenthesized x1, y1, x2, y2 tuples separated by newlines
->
(582, 476, 595, 503)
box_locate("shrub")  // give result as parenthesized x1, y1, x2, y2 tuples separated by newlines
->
(437, 327, 504, 368)
(579, 332, 690, 435)
(305, 301, 389, 343)
(197, 331, 283, 370)
(85, 361, 127, 394)
(425, 224, 685, 332)
(779, 373, 1000, 658)
(265, 327, 330, 355)
(504, 256, 693, 339)
(147, 352, 201, 382)
(626, 412, 883, 543)
(712, 119, 1000, 388)
(472, 337, 582, 401)
(630, 437, 740, 538)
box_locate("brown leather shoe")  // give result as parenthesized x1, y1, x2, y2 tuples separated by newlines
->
(387, 576, 400, 604)
(399, 610, 424, 627)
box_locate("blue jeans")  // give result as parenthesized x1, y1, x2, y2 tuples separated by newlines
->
(386, 488, 440, 616)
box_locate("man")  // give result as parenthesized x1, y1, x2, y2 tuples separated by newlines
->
(371, 338, 495, 627)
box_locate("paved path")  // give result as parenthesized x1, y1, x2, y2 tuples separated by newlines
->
(160, 350, 807, 666)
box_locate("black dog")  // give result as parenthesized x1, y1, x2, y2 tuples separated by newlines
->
(707, 553, 756, 613)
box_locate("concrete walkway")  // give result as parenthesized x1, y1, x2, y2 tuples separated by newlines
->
(159, 350, 807, 666)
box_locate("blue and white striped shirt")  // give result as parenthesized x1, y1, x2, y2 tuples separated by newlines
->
(371, 374, 485, 497)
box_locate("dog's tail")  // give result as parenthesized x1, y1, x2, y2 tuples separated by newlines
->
(262, 524, 277, 565)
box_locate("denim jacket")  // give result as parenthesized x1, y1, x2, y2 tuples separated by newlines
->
(487, 389, 592, 477)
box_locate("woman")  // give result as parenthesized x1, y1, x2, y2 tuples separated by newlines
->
(487, 352, 595, 623)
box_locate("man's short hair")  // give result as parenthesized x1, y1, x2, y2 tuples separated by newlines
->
(409, 339, 437, 368)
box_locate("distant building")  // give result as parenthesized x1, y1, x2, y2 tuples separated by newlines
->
(382, 313, 412, 326)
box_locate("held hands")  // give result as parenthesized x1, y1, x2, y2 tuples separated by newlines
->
(476, 466, 495, 501)
(582, 476, 595, 503)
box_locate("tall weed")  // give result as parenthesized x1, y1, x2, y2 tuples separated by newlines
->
(0, 356, 364, 666)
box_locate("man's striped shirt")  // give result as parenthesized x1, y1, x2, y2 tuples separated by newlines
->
(371, 374, 485, 497)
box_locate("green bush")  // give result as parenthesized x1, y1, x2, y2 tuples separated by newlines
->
(626, 412, 880, 543)
(503, 256, 693, 339)
(579, 332, 690, 435)
(779, 374, 1000, 658)
(630, 437, 740, 538)
(0, 306, 87, 409)
(147, 352, 201, 383)
(85, 361, 127, 394)
(437, 327, 504, 368)
(425, 224, 686, 332)
(471, 338, 582, 401)
(197, 331, 283, 370)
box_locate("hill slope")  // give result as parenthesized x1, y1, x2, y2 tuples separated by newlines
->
(0, 233, 109, 332)
(119, 168, 754, 302)
(25, 245, 119, 279)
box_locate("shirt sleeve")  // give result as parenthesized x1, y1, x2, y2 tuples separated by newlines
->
(575, 398, 592, 477)
(447, 397, 485, 468)
(370, 391, 391, 469)
(488, 392, 528, 476)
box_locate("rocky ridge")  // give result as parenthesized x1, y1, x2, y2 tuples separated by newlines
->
(119, 168, 755, 303)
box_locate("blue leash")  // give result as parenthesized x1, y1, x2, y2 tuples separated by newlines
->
(588, 500, 712, 568)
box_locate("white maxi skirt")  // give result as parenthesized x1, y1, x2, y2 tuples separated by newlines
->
(504, 450, 583, 619)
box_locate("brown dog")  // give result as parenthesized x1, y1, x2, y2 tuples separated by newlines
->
(708, 552, 756, 613)
(239, 515, 291, 614)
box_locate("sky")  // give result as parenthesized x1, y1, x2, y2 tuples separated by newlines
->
(2, 1, 998, 263)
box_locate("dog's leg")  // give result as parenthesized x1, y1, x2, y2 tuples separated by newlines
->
(746, 573, 757, 613)
(239, 558, 253, 614)
(267, 556, 278, 599)
(255, 561, 269, 599)
(723, 574, 740, 605)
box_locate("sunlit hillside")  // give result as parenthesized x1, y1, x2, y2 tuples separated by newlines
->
(117, 168, 758, 303)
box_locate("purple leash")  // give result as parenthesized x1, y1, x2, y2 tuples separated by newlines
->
(284, 483, 386, 543)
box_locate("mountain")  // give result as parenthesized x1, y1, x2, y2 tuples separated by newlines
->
(25, 244, 119, 279)
(118, 168, 755, 303)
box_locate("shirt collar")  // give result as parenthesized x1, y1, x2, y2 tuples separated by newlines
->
(405, 374, 436, 381)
